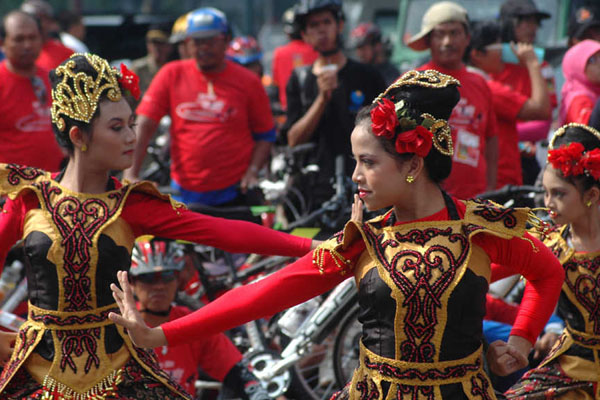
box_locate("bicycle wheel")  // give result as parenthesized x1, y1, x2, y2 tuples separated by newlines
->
(333, 305, 360, 386)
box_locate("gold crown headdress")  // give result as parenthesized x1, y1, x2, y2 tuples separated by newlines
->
(548, 122, 600, 150)
(51, 53, 123, 132)
(371, 70, 460, 157)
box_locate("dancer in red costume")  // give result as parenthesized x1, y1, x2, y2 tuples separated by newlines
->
(111, 70, 565, 399)
(506, 123, 600, 399)
(0, 53, 315, 400)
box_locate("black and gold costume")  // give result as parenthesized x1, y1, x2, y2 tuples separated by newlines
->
(0, 163, 312, 399)
(158, 194, 563, 400)
(506, 225, 600, 399)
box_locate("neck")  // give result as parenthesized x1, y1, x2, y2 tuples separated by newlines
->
(393, 180, 446, 222)
(5, 59, 37, 78)
(60, 159, 111, 194)
(141, 309, 170, 327)
(315, 50, 346, 67)
(433, 59, 463, 71)
(569, 209, 600, 251)
(197, 60, 227, 74)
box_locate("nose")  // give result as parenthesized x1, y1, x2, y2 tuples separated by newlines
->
(351, 163, 361, 184)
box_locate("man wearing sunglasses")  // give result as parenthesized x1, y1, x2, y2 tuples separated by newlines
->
(130, 241, 270, 399)
(0, 11, 64, 172)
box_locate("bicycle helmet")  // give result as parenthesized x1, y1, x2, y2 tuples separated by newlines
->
(226, 36, 262, 65)
(282, 7, 301, 39)
(294, 0, 343, 30)
(186, 7, 229, 39)
(130, 237, 185, 278)
(348, 22, 382, 49)
(169, 12, 189, 44)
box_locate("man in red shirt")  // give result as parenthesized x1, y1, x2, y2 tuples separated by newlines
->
(271, 7, 318, 110)
(21, 0, 73, 70)
(125, 8, 276, 207)
(129, 240, 269, 399)
(0, 11, 63, 172)
(467, 21, 550, 189)
(407, 1, 498, 199)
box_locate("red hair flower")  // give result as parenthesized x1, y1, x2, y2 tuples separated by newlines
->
(371, 98, 397, 139)
(119, 63, 141, 100)
(395, 125, 433, 157)
(581, 148, 600, 180)
(548, 142, 585, 177)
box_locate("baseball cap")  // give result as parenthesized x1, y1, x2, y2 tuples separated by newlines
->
(406, 1, 468, 51)
(568, 5, 600, 40)
(186, 7, 229, 39)
(499, 0, 550, 21)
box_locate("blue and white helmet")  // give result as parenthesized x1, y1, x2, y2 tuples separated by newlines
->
(186, 7, 230, 39)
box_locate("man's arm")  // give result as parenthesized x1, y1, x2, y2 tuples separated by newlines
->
(123, 115, 159, 182)
(514, 43, 551, 121)
(240, 140, 272, 193)
(485, 135, 498, 191)
(287, 69, 337, 147)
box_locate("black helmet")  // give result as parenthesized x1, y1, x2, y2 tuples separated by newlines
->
(295, 0, 343, 29)
(283, 7, 300, 36)
(130, 237, 185, 278)
(348, 22, 382, 49)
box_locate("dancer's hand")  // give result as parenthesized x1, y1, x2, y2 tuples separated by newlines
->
(351, 194, 363, 223)
(0, 331, 16, 365)
(533, 331, 560, 361)
(109, 271, 167, 348)
(486, 336, 530, 376)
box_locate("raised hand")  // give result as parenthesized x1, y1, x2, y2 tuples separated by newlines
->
(108, 270, 167, 348)
(351, 194, 364, 223)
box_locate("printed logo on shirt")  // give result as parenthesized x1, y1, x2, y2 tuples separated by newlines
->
(175, 92, 237, 122)
(15, 100, 51, 132)
(348, 90, 365, 112)
(454, 128, 480, 167)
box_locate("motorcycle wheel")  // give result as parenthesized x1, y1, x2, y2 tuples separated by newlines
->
(281, 306, 360, 400)
(332, 305, 360, 386)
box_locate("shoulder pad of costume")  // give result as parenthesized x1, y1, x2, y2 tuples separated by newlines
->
(0, 163, 50, 200)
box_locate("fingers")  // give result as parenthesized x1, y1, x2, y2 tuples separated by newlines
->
(351, 194, 363, 223)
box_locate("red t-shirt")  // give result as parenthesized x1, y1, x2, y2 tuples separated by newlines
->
(490, 62, 557, 110)
(154, 305, 243, 395)
(272, 40, 318, 109)
(486, 79, 528, 188)
(36, 39, 74, 70)
(0, 62, 63, 171)
(418, 62, 498, 199)
(137, 59, 274, 192)
(566, 94, 595, 124)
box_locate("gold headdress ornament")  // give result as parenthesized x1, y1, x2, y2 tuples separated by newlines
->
(51, 53, 123, 132)
(371, 70, 459, 157)
(548, 122, 600, 150)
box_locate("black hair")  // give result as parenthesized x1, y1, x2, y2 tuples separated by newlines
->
(56, 10, 82, 32)
(551, 125, 600, 193)
(355, 84, 460, 183)
(1, 10, 42, 40)
(49, 55, 127, 153)
(464, 20, 502, 63)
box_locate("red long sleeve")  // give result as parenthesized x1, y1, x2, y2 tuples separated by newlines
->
(121, 192, 312, 257)
(161, 242, 364, 346)
(475, 232, 564, 344)
(0, 194, 36, 269)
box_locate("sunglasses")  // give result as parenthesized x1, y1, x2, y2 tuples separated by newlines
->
(132, 270, 179, 284)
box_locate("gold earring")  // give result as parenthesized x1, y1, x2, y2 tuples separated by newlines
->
(406, 175, 414, 183)
(587, 200, 593, 208)
(81, 144, 87, 152)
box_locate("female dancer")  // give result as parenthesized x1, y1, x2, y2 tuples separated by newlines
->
(505, 123, 600, 399)
(110, 70, 565, 399)
(0, 53, 316, 399)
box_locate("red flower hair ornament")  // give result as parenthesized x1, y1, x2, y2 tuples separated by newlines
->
(548, 142, 600, 179)
(370, 98, 433, 157)
(118, 63, 141, 100)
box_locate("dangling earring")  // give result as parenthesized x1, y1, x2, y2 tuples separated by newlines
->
(406, 175, 414, 183)
(586, 200, 593, 208)
(81, 144, 88, 152)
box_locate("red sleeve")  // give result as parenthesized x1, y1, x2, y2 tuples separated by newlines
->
(190, 329, 242, 381)
(121, 192, 311, 257)
(485, 85, 499, 139)
(136, 64, 173, 123)
(566, 95, 595, 124)
(474, 232, 564, 345)
(247, 74, 275, 134)
(0, 194, 36, 268)
(485, 294, 519, 325)
(487, 80, 528, 121)
(162, 241, 364, 346)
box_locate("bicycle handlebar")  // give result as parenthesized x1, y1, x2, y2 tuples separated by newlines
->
(476, 185, 543, 201)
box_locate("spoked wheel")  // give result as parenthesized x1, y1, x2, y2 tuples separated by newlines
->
(333, 306, 360, 386)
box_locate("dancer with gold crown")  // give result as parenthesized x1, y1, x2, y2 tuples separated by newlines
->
(505, 123, 600, 399)
(0, 53, 318, 399)
(109, 69, 565, 400)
